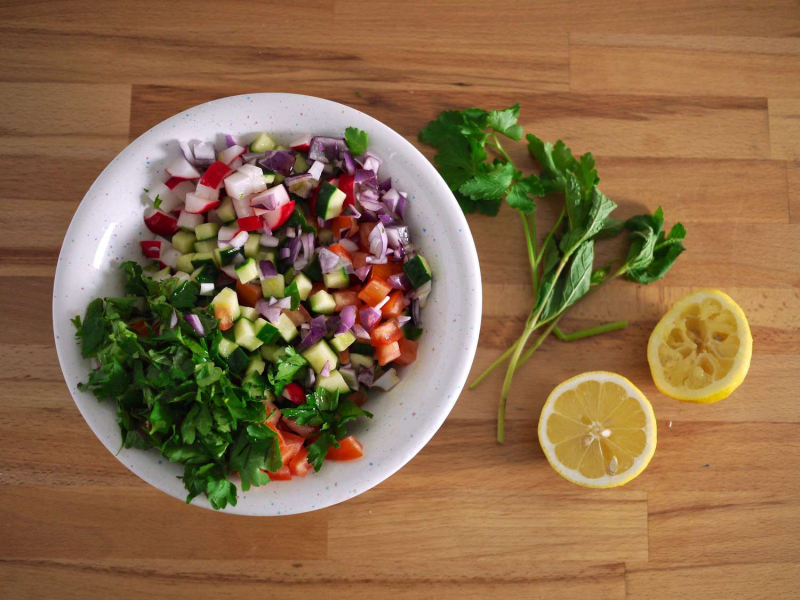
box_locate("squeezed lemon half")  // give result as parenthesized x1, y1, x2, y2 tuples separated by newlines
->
(538, 372, 657, 488)
(648, 289, 752, 403)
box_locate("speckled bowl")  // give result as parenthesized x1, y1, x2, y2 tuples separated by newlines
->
(53, 93, 481, 515)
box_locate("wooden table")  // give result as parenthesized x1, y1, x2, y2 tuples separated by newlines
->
(2, 1, 799, 598)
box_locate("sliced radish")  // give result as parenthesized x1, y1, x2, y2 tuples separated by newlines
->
(166, 156, 200, 180)
(263, 199, 296, 230)
(229, 156, 244, 170)
(195, 182, 220, 201)
(217, 225, 239, 242)
(238, 163, 267, 193)
(176, 209, 204, 231)
(218, 144, 246, 165)
(167, 179, 195, 201)
(232, 193, 255, 218)
(251, 183, 290, 210)
(237, 215, 263, 232)
(199, 160, 232, 189)
(160, 247, 181, 269)
(224, 171, 252, 200)
(144, 208, 179, 236)
(290, 134, 313, 153)
(139, 240, 161, 259)
(185, 192, 221, 214)
(229, 231, 249, 248)
(146, 182, 182, 213)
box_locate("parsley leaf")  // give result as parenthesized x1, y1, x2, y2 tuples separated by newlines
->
(306, 431, 337, 472)
(344, 127, 369, 155)
(506, 175, 543, 215)
(487, 104, 524, 141)
(267, 347, 307, 395)
(459, 162, 515, 201)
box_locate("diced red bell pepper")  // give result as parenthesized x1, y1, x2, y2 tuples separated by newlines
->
(394, 338, 418, 366)
(371, 319, 403, 347)
(289, 447, 313, 477)
(326, 435, 364, 461)
(358, 277, 392, 307)
(266, 465, 292, 481)
(371, 262, 404, 281)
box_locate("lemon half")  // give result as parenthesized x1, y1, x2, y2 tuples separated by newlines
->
(648, 289, 752, 403)
(538, 372, 657, 488)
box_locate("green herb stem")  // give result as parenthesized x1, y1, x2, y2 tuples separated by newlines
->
(553, 319, 628, 342)
(536, 208, 565, 264)
(521, 213, 538, 295)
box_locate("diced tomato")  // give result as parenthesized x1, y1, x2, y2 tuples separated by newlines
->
(289, 446, 313, 477)
(358, 222, 377, 251)
(237, 215, 263, 232)
(309, 281, 327, 297)
(349, 390, 367, 406)
(338, 349, 350, 364)
(358, 277, 392, 307)
(283, 306, 311, 326)
(214, 305, 235, 331)
(380, 290, 407, 319)
(327, 243, 353, 264)
(129, 320, 151, 337)
(352, 251, 369, 271)
(337, 173, 356, 207)
(264, 401, 281, 426)
(282, 416, 319, 438)
(371, 262, 403, 281)
(330, 216, 358, 240)
(236, 279, 263, 307)
(326, 435, 364, 461)
(394, 337, 418, 366)
(283, 382, 306, 405)
(333, 290, 361, 312)
(266, 465, 292, 481)
(267, 422, 305, 467)
(376, 341, 401, 366)
(371, 318, 403, 347)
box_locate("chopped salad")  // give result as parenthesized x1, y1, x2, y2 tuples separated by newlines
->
(72, 128, 432, 509)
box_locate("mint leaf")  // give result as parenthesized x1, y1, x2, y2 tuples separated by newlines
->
(344, 127, 369, 155)
(487, 104, 524, 141)
(624, 211, 686, 284)
(560, 188, 617, 253)
(459, 162, 515, 201)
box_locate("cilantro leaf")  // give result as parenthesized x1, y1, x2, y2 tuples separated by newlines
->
(487, 104, 524, 140)
(459, 162, 515, 201)
(344, 127, 369, 155)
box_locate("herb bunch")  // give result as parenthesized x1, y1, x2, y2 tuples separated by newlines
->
(420, 105, 686, 443)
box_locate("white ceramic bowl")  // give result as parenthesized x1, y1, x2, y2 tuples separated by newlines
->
(53, 93, 481, 515)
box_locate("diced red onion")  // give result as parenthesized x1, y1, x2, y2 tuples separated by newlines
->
(353, 324, 370, 340)
(318, 248, 341, 274)
(343, 152, 357, 175)
(259, 260, 277, 277)
(274, 297, 292, 309)
(366, 255, 388, 265)
(229, 231, 249, 248)
(179, 141, 196, 166)
(220, 264, 238, 279)
(305, 367, 316, 388)
(338, 238, 358, 253)
(256, 298, 282, 324)
(260, 233, 279, 247)
(396, 193, 407, 220)
(355, 169, 377, 186)
(378, 214, 396, 226)
(362, 151, 382, 176)
(360, 210, 379, 223)
(359, 307, 381, 331)
(320, 361, 331, 378)
(301, 232, 315, 261)
(336, 305, 356, 335)
(241, 151, 265, 162)
(369, 222, 388, 258)
(224, 134, 237, 148)
(388, 273, 411, 290)
(385, 225, 410, 250)
(372, 368, 399, 391)
(287, 237, 302, 263)
(342, 204, 361, 218)
(285, 173, 315, 199)
(307, 160, 325, 181)
(193, 142, 216, 167)
(184, 313, 205, 337)
(285, 226, 296, 239)
(169, 309, 178, 329)
(397, 315, 412, 327)
(411, 298, 421, 326)
(298, 315, 327, 351)
(357, 366, 374, 388)
(259, 150, 296, 177)
(378, 178, 392, 192)
(308, 136, 346, 164)
(355, 266, 371, 281)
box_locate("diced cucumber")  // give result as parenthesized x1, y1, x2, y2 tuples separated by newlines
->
(250, 132, 276, 152)
(254, 318, 281, 344)
(284, 267, 295, 283)
(191, 263, 219, 284)
(293, 153, 309, 174)
(316, 369, 350, 393)
(226, 347, 250, 375)
(235, 257, 259, 284)
(318, 228, 334, 246)
(340, 367, 359, 390)
(330, 330, 356, 353)
(215, 197, 237, 223)
(261, 274, 285, 298)
(315, 182, 346, 220)
(256, 249, 277, 264)
(263, 173, 276, 185)
(309, 290, 336, 314)
(191, 252, 215, 268)
(323, 267, 350, 289)
(151, 267, 172, 282)
(242, 370, 263, 388)
(275, 144, 289, 151)
(275, 312, 298, 342)
(171, 230, 196, 254)
(272, 174, 286, 185)
(246, 355, 266, 376)
(143, 264, 160, 274)
(244, 233, 260, 259)
(260, 344, 287, 363)
(239, 306, 259, 321)
(211, 287, 241, 322)
(214, 246, 241, 266)
(283, 280, 300, 310)
(350, 341, 374, 355)
(301, 340, 338, 374)
(403, 254, 432, 288)
(234, 318, 263, 352)
(215, 337, 239, 359)
(194, 239, 218, 254)
(350, 353, 375, 369)
(303, 254, 323, 282)
(175, 253, 196, 274)
(195, 222, 220, 241)
(173, 271, 191, 283)
(293, 272, 313, 301)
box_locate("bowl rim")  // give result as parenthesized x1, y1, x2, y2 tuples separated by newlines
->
(53, 92, 482, 515)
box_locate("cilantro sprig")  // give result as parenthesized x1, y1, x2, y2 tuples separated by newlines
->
(344, 127, 369, 155)
(420, 106, 686, 443)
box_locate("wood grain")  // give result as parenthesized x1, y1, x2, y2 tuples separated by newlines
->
(1, 1, 799, 598)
